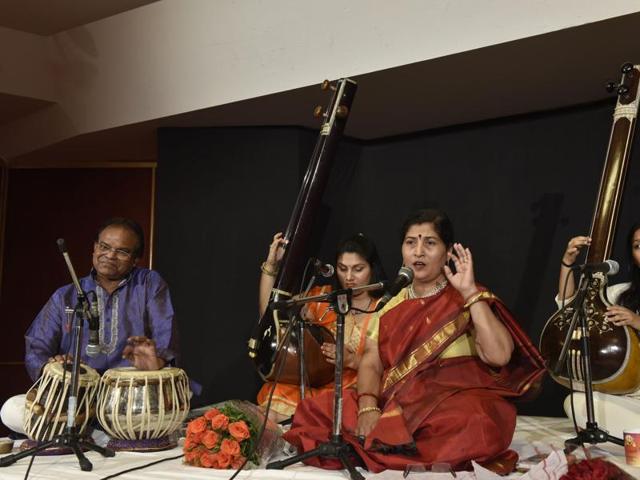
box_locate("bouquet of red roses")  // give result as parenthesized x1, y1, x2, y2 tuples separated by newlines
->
(183, 400, 282, 469)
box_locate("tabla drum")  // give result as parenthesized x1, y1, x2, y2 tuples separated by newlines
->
(23, 361, 100, 441)
(96, 367, 190, 451)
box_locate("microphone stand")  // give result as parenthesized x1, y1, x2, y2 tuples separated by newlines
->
(554, 272, 624, 452)
(0, 241, 115, 471)
(296, 273, 321, 403)
(266, 282, 383, 480)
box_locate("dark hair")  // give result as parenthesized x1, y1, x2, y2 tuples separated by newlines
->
(96, 217, 145, 258)
(334, 233, 387, 298)
(619, 223, 640, 313)
(400, 208, 454, 247)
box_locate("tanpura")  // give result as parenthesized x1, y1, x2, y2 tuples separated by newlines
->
(540, 63, 640, 394)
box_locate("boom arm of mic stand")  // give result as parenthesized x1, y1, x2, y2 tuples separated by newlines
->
(269, 281, 386, 311)
(56, 239, 100, 342)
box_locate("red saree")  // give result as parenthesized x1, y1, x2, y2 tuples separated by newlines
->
(283, 284, 546, 472)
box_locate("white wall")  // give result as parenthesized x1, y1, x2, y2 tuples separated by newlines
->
(0, 27, 56, 101)
(1, 0, 640, 158)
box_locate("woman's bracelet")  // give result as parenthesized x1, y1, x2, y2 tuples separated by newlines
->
(260, 261, 279, 277)
(357, 406, 382, 417)
(463, 291, 496, 310)
(561, 260, 574, 268)
(357, 392, 379, 403)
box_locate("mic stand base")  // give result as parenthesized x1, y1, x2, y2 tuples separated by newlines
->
(267, 435, 364, 480)
(0, 431, 115, 471)
(564, 421, 624, 454)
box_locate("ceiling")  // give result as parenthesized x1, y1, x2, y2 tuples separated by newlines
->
(5, 10, 640, 165)
(0, 0, 159, 35)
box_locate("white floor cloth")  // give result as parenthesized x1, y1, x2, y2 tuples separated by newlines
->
(1, 416, 639, 479)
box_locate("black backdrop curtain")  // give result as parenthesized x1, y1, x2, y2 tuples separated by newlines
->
(156, 99, 640, 416)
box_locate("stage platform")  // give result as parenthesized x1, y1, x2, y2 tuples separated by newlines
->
(1, 416, 638, 479)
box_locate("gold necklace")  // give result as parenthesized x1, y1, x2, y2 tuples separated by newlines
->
(408, 279, 448, 299)
(346, 298, 372, 345)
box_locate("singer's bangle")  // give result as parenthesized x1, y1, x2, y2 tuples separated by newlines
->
(261, 261, 278, 277)
(357, 406, 382, 417)
(357, 392, 379, 403)
(561, 260, 574, 268)
(464, 291, 496, 310)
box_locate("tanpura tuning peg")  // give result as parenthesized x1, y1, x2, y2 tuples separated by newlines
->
(320, 79, 337, 91)
(621, 62, 634, 74)
(335, 105, 349, 119)
(313, 106, 325, 118)
(606, 82, 628, 96)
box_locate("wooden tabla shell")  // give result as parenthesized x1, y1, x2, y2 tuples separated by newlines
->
(96, 367, 190, 440)
(24, 362, 100, 441)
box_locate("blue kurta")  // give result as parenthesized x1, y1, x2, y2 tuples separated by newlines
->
(24, 267, 176, 382)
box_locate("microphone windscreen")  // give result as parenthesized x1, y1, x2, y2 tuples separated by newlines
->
(606, 259, 620, 275)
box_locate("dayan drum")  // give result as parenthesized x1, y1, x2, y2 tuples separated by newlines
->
(96, 367, 190, 450)
(24, 362, 100, 441)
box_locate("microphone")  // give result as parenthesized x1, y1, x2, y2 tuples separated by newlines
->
(57, 238, 101, 357)
(313, 258, 335, 278)
(376, 266, 414, 311)
(572, 259, 619, 276)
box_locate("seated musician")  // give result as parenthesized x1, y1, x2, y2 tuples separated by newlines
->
(556, 223, 640, 438)
(0, 217, 184, 434)
(283, 209, 545, 473)
(257, 232, 386, 422)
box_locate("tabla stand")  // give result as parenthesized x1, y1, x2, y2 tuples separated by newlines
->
(554, 272, 624, 452)
(266, 281, 383, 480)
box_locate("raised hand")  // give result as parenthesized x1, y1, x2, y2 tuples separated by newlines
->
(265, 232, 287, 267)
(122, 336, 165, 371)
(562, 236, 591, 266)
(443, 243, 478, 300)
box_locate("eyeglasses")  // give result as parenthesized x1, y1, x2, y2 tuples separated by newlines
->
(95, 241, 134, 260)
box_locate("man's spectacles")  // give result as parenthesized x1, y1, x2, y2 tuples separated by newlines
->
(95, 241, 134, 260)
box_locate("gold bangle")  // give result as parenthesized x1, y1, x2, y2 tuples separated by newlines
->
(463, 291, 496, 310)
(357, 406, 382, 417)
(261, 261, 278, 277)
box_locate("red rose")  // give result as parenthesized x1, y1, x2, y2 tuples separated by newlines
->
(200, 451, 219, 468)
(187, 416, 207, 435)
(201, 430, 220, 450)
(184, 450, 199, 464)
(204, 408, 221, 420)
(184, 437, 198, 451)
(210, 413, 229, 431)
(217, 452, 232, 469)
(188, 429, 205, 443)
(228, 420, 251, 440)
(220, 438, 240, 456)
(231, 454, 246, 469)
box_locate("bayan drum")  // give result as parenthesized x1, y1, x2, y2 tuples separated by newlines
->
(96, 367, 190, 451)
(24, 361, 100, 441)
